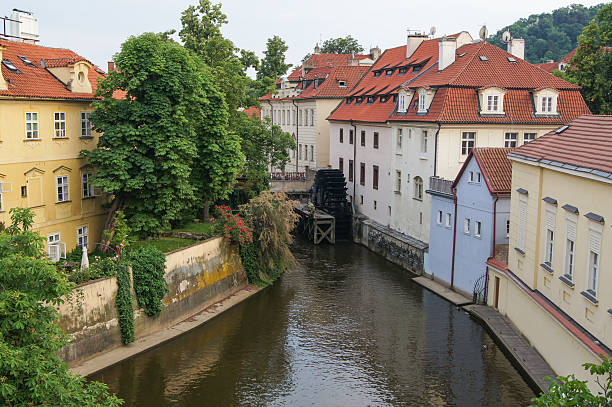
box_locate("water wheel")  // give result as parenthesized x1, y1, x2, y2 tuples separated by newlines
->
(311, 169, 351, 240)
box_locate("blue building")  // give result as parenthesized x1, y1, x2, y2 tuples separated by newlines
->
(426, 148, 513, 298)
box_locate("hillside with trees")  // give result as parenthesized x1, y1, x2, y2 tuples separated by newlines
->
(488, 3, 604, 63)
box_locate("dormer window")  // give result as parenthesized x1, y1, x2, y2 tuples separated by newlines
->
(479, 87, 506, 115)
(356, 97, 363, 104)
(418, 92, 426, 112)
(487, 95, 499, 112)
(385, 69, 394, 76)
(373, 71, 381, 78)
(367, 96, 374, 104)
(380, 95, 388, 103)
(534, 88, 559, 116)
(338, 80, 346, 88)
(398, 67, 407, 74)
(398, 93, 406, 113)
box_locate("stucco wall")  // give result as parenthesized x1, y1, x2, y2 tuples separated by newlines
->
(56, 237, 247, 365)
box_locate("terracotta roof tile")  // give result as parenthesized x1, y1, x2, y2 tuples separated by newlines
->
(510, 114, 612, 176)
(287, 53, 370, 81)
(298, 65, 369, 98)
(242, 106, 261, 118)
(473, 148, 514, 193)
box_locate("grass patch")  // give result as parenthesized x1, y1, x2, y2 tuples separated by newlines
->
(174, 220, 219, 236)
(130, 237, 198, 254)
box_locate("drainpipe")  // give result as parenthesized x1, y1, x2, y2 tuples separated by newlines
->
(433, 123, 441, 177)
(292, 99, 299, 173)
(351, 119, 357, 207)
(450, 186, 458, 289)
(492, 193, 499, 257)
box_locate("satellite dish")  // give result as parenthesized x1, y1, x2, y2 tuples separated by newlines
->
(479, 25, 488, 41)
(429, 26, 437, 37)
(501, 30, 512, 43)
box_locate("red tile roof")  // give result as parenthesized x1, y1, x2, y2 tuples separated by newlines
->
(509, 114, 612, 177)
(242, 106, 261, 118)
(297, 65, 370, 98)
(0, 39, 106, 100)
(286, 53, 370, 81)
(474, 148, 514, 194)
(534, 61, 559, 73)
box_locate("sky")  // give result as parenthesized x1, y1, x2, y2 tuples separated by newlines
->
(4, 0, 605, 74)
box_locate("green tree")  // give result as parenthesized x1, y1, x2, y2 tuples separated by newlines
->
(558, 3, 612, 114)
(530, 356, 611, 406)
(0, 208, 122, 406)
(257, 35, 291, 81)
(321, 36, 364, 54)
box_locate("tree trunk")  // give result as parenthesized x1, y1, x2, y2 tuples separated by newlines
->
(100, 197, 125, 252)
(201, 200, 210, 222)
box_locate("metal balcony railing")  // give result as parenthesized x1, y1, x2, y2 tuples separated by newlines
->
(428, 176, 453, 195)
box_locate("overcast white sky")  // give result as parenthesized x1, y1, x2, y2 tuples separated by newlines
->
(6, 0, 605, 72)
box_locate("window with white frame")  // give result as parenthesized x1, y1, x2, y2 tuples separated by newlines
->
(299, 144, 302, 159)
(396, 128, 403, 151)
(81, 112, 92, 137)
(544, 206, 556, 265)
(418, 92, 426, 112)
(523, 133, 536, 144)
(445, 213, 452, 227)
(464, 218, 470, 234)
(77, 225, 88, 248)
(421, 130, 428, 153)
(487, 95, 499, 112)
(461, 132, 475, 155)
(25, 112, 39, 139)
(310, 109, 315, 126)
(563, 215, 577, 279)
(437, 211, 442, 225)
(82, 172, 94, 198)
(475, 221, 482, 237)
(47, 233, 65, 262)
(56, 175, 69, 202)
(505, 132, 518, 148)
(587, 223, 602, 296)
(310, 145, 314, 161)
(413, 176, 423, 200)
(395, 170, 401, 192)
(282, 110, 285, 125)
(517, 195, 527, 250)
(304, 144, 308, 161)
(535, 89, 559, 115)
(398, 93, 406, 112)
(541, 96, 552, 113)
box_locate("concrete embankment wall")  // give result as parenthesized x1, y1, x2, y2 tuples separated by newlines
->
(57, 237, 247, 366)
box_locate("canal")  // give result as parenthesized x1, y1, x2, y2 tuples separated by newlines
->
(91, 240, 535, 406)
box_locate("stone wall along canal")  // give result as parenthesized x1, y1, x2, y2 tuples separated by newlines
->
(91, 239, 535, 406)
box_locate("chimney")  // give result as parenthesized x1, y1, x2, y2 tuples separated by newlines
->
(107, 61, 115, 72)
(438, 36, 457, 71)
(507, 38, 525, 60)
(406, 32, 427, 60)
(0, 45, 7, 90)
(370, 46, 381, 61)
(314, 43, 321, 54)
(9, 9, 38, 43)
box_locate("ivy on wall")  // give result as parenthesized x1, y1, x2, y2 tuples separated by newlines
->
(115, 260, 135, 344)
(130, 246, 168, 317)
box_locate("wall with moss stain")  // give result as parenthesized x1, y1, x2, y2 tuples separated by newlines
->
(57, 236, 247, 366)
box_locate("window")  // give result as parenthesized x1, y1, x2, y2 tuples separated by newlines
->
(475, 221, 482, 237)
(25, 112, 39, 139)
(564, 216, 576, 278)
(305, 145, 308, 161)
(360, 195, 363, 204)
(360, 131, 365, 147)
(395, 170, 401, 192)
(360, 163, 365, 186)
(338, 80, 346, 87)
(299, 110, 302, 126)
(506, 219, 510, 237)
(517, 195, 527, 251)
(310, 145, 314, 161)
(80, 112, 92, 137)
(396, 129, 403, 151)
(541, 96, 552, 113)
(373, 132, 379, 149)
(587, 224, 602, 296)
(469, 171, 474, 182)
(388, 205, 391, 217)
(523, 133, 536, 144)
(461, 132, 475, 155)
(464, 218, 471, 234)
(82, 172, 94, 198)
(487, 95, 499, 112)
(339, 157, 344, 173)
(421, 130, 428, 153)
(418, 92, 426, 111)
(505, 132, 517, 148)
(56, 175, 69, 202)
(21, 185, 27, 198)
(544, 207, 556, 265)
(77, 225, 88, 248)
(437, 211, 443, 225)
(349, 129, 354, 144)
(446, 213, 452, 228)
(292, 110, 296, 125)
(310, 110, 315, 126)
(398, 93, 406, 112)
(413, 176, 423, 200)
(372, 165, 379, 190)
(299, 144, 302, 159)
(348, 160, 354, 182)
(374, 200, 377, 210)
(281, 110, 285, 125)
(339, 128, 344, 143)
(47, 233, 65, 262)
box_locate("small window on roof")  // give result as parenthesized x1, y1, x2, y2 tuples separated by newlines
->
(398, 67, 407, 74)
(413, 64, 423, 73)
(457, 52, 467, 58)
(356, 96, 363, 104)
(338, 80, 346, 87)
(345, 98, 352, 104)
(507, 57, 517, 63)
(380, 95, 388, 103)
(555, 125, 569, 134)
(367, 96, 374, 104)
(18, 55, 35, 67)
(385, 69, 394, 76)
(373, 71, 381, 78)
(478, 56, 489, 61)
(2, 60, 21, 73)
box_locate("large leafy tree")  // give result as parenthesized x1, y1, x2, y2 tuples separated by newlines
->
(257, 35, 291, 81)
(488, 4, 603, 63)
(321, 36, 364, 54)
(0, 208, 121, 406)
(558, 3, 612, 114)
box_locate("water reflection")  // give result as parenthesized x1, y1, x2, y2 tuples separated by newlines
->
(92, 240, 534, 406)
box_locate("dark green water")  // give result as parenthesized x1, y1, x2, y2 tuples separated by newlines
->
(91, 241, 535, 406)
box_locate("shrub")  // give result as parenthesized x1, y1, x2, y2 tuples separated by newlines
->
(217, 205, 253, 246)
(115, 258, 134, 344)
(130, 246, 168, 317)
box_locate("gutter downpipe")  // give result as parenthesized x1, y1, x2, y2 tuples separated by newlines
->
(291, 99, 299, 173)
(433, 123, 441, 177)
(486, 192, 500, 304)
(351, 119, 357, 208)
(450, 186, 458, 289)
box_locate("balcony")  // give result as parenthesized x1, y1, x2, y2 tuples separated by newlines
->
(428, 176, 453, 196)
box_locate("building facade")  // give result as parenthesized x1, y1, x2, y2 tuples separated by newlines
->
(487, 115, 611, 390)
(0, 39, 110, 259)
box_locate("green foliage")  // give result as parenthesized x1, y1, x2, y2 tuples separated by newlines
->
(130, 237, 198, 254)
(303, 35, 365, 61)
(530, 355, 611, 406)
(238, 242, 265, 286)
(488, 4, 603, 63)
(130, 246, 168, 317)
(115, 259, 135, 344)
(174, 220, 219, 237)
(558, 3, 612, 114)
(257, 35, 291, 81)
(68, 257, 120, 284)
(0, 209, 121, 406)
(104, 210, 131, 251)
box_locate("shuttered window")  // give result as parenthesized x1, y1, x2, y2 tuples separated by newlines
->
(587, 223, 602, 295)
(544, 206, 556, 265)
(517, 195, 527, 251)
(564, 215, 577, 278)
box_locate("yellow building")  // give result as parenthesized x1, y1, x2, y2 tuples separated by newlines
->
(0, 39, 110, 260)
(487, 114, 611, 389)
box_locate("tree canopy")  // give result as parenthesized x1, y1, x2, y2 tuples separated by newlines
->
(321, 36, 364, 54)
(558, 3, 612, 115)
(488, 4, 603, 63)
(257, 35, 291, 81)
(0, 208, 121, 406)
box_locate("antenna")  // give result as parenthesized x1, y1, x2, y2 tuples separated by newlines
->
(479, 25, 488, 41)
(429, 26, 436, 37)
(501, 30, 511, 43)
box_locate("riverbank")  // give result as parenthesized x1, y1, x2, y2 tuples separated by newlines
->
(71, 284, 265, 377)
